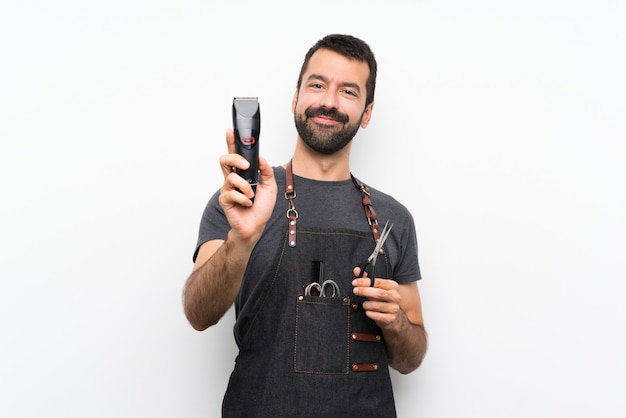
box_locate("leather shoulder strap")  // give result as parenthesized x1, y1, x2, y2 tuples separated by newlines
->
(284, 160, 381, 245)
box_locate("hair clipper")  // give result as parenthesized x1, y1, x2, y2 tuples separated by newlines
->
(232, 97, 260, 195)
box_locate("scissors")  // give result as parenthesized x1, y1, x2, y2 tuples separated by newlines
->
(303, 261, 341, 297)
(304, 279, 340, 297)
(356, 220, 393, 286)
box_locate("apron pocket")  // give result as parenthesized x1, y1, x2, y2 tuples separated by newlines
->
(294, 295, 350, 374)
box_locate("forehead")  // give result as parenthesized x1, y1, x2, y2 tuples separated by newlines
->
(303, 48, 370, 88)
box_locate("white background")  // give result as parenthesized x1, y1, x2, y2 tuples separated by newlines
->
(1, 1, 625, 417)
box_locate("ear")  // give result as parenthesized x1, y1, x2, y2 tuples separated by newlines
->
(291, 88, 299, 113)
(360, 102, 375, 128)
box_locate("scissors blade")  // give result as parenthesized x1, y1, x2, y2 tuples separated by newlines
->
(356, 221, 393, 279)
(371, 221, 393, 267)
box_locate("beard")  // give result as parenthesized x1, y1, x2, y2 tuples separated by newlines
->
(294, 106, 363, 155)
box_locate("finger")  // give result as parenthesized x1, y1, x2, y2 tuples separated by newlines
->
(353, 279, 399, 300)
(219, 182, 253, 208)
(222, 172, 254, 201)
(366, 277, 398, 291)
(220, 153, 250, 178)
(363, 309, 399, 328)
(226, 129, 236, 154)
(352, 276, 371, 288)
(222, 129, 251, 176)
(362, 297, 400, 312)
(352, 277, 377, 297)
(257, 157, 276, 189)
(352, 266, 371, 279)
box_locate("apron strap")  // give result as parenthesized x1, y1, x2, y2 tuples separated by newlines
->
(285, 161, 298, 247)
(350, 175, 382, 243)
(284, 160, 380, 246)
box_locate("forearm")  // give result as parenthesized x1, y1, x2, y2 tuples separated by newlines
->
(183, 232, 255, 331)
(382, 310, 428, 374)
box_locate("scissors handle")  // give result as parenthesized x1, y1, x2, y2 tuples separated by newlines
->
(321, 280, 340, 297)
(304, 282, 322, 297)
(356, 261, 377, 287)
(356, 260, 370, 278)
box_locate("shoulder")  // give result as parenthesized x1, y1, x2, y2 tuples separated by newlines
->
(359, 179, 414, 223)
(273, 165, 286, 181)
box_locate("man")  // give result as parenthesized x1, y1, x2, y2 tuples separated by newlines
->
(183, 34, 427, 417)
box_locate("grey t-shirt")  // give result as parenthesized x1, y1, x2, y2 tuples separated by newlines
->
(194, 166, 421, 285)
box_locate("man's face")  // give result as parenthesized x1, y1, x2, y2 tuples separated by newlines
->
(292, 48, 373, 155)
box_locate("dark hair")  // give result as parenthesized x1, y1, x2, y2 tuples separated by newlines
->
(296, 34, 377, 107)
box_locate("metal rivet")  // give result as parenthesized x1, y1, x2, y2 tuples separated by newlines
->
(290, 241, 295, 246)
(352, 365, 359, 371)
(351, 333, 356, 340)
(376, 335, 381, 341)
(298, 295, 303, 301)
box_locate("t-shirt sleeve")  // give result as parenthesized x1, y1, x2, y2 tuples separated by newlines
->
(391, 209, 422, 284)
(192, 189, 230, 262)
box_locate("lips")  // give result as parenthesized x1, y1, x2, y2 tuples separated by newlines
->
(312, 115, 339, 125)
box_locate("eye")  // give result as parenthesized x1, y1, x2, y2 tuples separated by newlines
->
(342, 89, 356, 96)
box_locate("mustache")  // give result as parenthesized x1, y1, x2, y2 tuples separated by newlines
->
(305, 107, 349, 124)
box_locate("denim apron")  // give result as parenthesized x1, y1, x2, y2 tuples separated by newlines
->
(222, 166, 397, 417)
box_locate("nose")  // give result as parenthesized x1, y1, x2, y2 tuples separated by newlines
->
(318, 89, 339, 109)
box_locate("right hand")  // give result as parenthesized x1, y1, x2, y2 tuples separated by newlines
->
(218, 129, 277, 243)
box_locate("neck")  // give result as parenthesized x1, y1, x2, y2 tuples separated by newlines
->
(288, 140, 352, 181)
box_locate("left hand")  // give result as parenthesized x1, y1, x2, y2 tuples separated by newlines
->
(352, 267, 402, 330)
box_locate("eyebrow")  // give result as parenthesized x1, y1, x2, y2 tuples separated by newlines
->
(306, 73, 362, 95)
